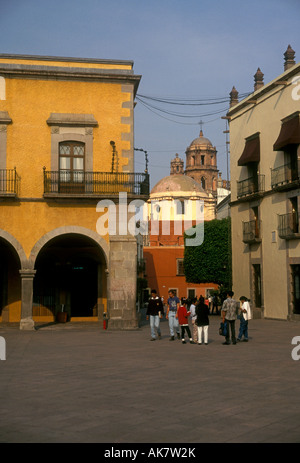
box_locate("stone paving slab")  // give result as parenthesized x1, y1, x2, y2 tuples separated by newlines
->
(0, 316, 300, 443)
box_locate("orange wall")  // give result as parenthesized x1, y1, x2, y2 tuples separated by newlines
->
(144, 247, 218, 301)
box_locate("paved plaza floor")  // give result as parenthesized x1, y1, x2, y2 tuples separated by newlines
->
(0, 315, 300, 443)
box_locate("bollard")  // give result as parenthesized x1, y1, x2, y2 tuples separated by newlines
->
(103, 312, 108, 330)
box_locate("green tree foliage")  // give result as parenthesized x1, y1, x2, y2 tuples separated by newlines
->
(184, 218, 232, 287)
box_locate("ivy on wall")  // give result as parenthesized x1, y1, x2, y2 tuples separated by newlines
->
(183, 217, 232, 288)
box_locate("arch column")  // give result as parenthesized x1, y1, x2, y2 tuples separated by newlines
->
(108, 234, 138, 330)
(19, 269, 36, 330)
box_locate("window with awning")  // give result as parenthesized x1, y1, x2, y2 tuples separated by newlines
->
(273, 111, 300, 151)
(237, 133, 260, 166)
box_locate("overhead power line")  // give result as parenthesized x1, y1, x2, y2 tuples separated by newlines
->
(135, 91, 251, 125)
(136, 92, 251, 105)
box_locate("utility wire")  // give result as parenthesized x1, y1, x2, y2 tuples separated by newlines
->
(137, 92, 251, 105)
(136, 96, 229, 117)
(135, 91, 251, 125)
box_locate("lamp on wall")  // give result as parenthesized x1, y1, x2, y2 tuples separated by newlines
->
(134, 147, 149, 173)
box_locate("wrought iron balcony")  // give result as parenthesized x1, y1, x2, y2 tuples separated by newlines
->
(242, 220, 261, 244)
(271, 163, 299, 191)
(0, 168, 19, 196)
(278, 212, 300, 239)
(43, 170, 150, 197)
(237, 174, 265, 199)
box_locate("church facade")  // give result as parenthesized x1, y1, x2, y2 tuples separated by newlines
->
(143, 130, 229, 302)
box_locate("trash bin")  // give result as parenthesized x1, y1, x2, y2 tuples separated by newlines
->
(57, 312, 67, 323)
(57, 304, 67, 323)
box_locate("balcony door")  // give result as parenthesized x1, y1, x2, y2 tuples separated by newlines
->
(253, 264, 262, 308)
(59, 141, 85, 193)
(291, 265, 300, 315)
(286, 145, 298, 182)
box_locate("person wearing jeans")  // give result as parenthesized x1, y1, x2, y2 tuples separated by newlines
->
(166, 290, 180, 341)
(149, 314, 161, 340)
(221, 291, 239, 345)
(146, 290, 164, 341)
(237, 296, 252, 342)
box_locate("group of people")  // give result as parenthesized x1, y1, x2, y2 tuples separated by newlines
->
(146, 289, 252, 345)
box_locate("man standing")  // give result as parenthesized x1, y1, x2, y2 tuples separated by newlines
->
(146, 290, 164, 341)
(237, 296, 252, 342)
(221, 291, 239, 345)
(166, 290, 180, 341)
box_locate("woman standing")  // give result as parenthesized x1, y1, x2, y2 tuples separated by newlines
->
(196, 296, 210, 345)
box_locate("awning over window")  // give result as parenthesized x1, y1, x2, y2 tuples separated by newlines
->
(237, 133, 260, 166)
(273, 111, 300, 151)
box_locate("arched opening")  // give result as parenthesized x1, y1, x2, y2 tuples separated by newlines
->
(201, 177, 206, 190)
(0, 237, 22, 322)
(33, 233, 107, 321)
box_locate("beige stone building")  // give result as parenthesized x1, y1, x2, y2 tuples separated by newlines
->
(227, 45, 300, 320)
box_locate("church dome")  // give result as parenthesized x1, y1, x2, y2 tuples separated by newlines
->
(189, 130, 213, 148)
(151, 174, 206, 195)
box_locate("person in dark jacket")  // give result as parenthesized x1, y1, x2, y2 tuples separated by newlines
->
(196, 296, 210, 345)
(146, 290, 164, 341)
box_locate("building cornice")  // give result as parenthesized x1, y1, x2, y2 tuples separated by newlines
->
(0, 111, 12, 124)
(227, 62, 300, 118)
(0, 53, 134, 67)
(0, 62, 141, 95)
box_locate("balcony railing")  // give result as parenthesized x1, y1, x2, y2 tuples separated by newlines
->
(43, 170, 150, 196)
(237, 174, 265, 199)
(0, 168, 18, 195)
(278, 212, 300, 239)
(242, 220, 261, 243)
(271, 163, 299, 190)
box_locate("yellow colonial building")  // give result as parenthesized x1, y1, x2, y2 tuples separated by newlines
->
(0, 53, 148, 329)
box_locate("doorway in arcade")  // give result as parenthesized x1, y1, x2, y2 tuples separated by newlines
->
(33, 234, 107, 320)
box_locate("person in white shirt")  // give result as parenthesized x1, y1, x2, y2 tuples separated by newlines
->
(237, 296, 252, 342)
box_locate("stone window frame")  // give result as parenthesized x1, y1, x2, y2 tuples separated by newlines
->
(46, 113, 98, 173)
(176, 258, 185, 276)
(0, 111, 12, 170)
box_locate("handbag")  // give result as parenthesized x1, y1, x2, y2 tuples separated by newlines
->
(219, 321, 228, 337)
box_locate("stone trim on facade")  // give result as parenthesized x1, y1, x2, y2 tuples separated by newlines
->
(0, 229, 27, 268)
(46, 114, 97, 172)
(0, 63, 141, 95)
(28, 226, 110, 269)
(46, 113, 98, 127)
(121, 84, 134, 173)
(0, 53, 134, 67)
(0, 111, 12, 170)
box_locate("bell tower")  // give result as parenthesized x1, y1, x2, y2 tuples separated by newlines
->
(170, 153, 184, 175)
(185, 130, 218, 196)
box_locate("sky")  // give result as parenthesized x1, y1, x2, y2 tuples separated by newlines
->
(0, 0, 299, 189)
